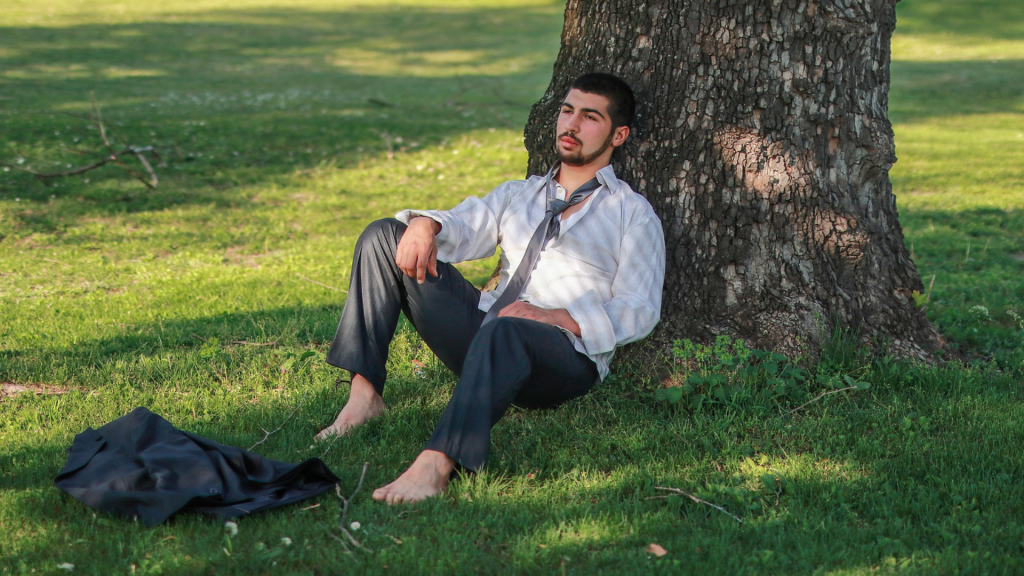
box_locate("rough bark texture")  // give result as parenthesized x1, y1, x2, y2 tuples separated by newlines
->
(526, 0, 942, 360)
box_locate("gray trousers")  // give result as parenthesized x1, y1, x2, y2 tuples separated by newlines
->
(326, 218, 599, 470)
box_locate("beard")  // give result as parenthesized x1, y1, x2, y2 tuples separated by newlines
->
(555, 129, 615, 167)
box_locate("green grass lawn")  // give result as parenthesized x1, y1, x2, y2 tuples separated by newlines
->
(2, 0, 1023, 574)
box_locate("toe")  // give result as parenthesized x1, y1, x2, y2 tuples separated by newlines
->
(313, 427, 335, 441)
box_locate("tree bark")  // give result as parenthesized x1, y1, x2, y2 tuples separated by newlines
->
(526, 0, 942, 360)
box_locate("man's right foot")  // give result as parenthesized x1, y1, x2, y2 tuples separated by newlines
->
(315, 376, 386, 440)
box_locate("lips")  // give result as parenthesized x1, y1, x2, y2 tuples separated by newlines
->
(559, 134, 581, 147)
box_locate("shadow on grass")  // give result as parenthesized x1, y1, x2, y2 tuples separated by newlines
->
(0, 303, 343, 386)
(895, 0, 1024, 42)
(0, 3, 563, 223)
(890, 59, 1024, 124)
(3, 367, 1024, 573)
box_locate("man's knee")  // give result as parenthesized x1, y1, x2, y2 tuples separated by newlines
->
(474, 317, 533, 347)
(356, 218, 406, 253)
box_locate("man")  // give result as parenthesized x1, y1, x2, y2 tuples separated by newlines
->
(317, 73, 665, 504)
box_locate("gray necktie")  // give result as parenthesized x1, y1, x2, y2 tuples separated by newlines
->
(482, 165, 601, 324)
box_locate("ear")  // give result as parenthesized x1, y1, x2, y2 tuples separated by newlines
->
(611, 125, 630, 147)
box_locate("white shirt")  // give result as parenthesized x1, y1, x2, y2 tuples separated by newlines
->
(396, 164, 666, 381)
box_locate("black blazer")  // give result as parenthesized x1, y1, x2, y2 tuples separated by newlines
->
(55, 407, 339, 527)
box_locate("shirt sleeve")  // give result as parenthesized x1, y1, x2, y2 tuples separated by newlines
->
(564, 211, 665, 356)
(395, 181, 519, 264)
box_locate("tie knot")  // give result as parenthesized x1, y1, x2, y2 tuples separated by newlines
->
(547, 198, 570, 216)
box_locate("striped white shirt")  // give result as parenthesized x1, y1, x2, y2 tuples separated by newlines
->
(396, 164, 665, 380)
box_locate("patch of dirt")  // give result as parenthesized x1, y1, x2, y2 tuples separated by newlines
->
(1, 381, 71, 398)
(1012, 253, 1024, 262)
(223, 246, 265, 268)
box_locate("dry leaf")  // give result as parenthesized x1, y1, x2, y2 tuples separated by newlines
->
(646, 543, 668, 557)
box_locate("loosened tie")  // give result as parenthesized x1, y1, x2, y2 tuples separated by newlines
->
(482, 166, 601, 324)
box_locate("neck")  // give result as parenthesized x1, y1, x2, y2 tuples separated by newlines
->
(555, 160, 607, 193)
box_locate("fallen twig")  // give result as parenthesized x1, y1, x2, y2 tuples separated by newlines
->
(248, 402, 303, 451)
(334, 462, 373, 554)
(649, 486, 744, 524)
(1, 94, 161, 188)
(229, 340, 278, 346)
(296, 273, 346, 293)
(328, 531, 355, 557)
(788, 385, 859, 415)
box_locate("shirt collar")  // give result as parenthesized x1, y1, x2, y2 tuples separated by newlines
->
(595, 164, 623, 195)
(545, 163, 624, 196)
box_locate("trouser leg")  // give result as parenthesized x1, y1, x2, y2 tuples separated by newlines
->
(325, 218, 484, 395)
(424, 317, 599, 471)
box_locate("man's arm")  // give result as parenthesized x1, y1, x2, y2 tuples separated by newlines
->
(395, 180, 527, 265)
(563, 212, 666, 354)
(497, 210, 665, 347)
(497, 301, 581, 337)
(395, 216, 442, 283)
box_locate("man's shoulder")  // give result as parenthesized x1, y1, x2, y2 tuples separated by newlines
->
(490, 174, 545, 195)
(599, 171, 659, 222)
(485, 174, 546, 207)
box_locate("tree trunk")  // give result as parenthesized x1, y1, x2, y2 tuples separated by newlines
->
(525, 0, 942, 360)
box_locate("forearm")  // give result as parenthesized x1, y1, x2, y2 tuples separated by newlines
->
(497, 301, 581, 338)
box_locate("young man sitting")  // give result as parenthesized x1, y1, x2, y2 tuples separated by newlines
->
(316, 73, 666, 504)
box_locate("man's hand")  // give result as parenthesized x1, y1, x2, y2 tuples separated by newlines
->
(396, 217, 441, 283)
(497, 301, 582, 337)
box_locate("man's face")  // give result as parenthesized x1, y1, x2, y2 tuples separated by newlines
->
(555, 89, 629, 167)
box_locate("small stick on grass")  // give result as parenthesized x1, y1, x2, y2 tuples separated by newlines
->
(650, 486, 743, 524)
(248, 402, 303, 450)
(788, 386, 859, 415)
(296, 273, 346, 293)
(328, 532, 355, 557)
(334, 462, 373, 554)
(229, 340, 278, 346)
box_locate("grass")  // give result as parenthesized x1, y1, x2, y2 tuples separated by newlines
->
(1, 0, 1023, 574)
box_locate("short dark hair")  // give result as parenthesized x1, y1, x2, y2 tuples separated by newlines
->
(569, 73, 636, 129)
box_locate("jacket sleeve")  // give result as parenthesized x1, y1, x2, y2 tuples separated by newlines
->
(564, 211, 665, 356)
(395, 181, 520, 264)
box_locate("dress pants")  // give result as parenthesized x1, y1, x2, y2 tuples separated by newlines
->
(326, 218, 599, 470)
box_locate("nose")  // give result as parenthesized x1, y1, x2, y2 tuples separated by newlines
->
(564, 112, 581, 132)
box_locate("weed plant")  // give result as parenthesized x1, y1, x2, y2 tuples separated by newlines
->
(655, 335, 869, 415)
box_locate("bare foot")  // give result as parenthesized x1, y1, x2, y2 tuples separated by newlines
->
(372, 450, 454, 504)
(315, 375, 385, 440)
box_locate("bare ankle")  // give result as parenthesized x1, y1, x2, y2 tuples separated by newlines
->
(420, 450, 455, 476)
(349, 374, 381, 401)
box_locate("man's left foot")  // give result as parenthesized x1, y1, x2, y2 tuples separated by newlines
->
(315, 375, 385, 441)
(372, 450, 455, 504)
